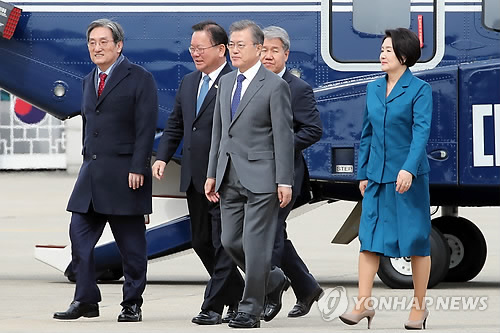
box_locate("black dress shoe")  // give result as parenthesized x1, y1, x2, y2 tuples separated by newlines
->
(117, 304, 142, 322)
(53, 301, 99, 320)
(192, 310, 222, 325)
(263, 276, 290, 322)
(228, 312, 260, 328)
(222, 306, 237, 323)
(288, 287, 324, 318)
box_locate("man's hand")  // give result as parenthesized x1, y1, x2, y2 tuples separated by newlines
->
(277, 186, 292, 208)
(359, 180, 368, 197)
(152, 160, 167, 180)
(205, 178, 219, 203)
(129, 173, 144, 190)
(396, 169, 413, 194)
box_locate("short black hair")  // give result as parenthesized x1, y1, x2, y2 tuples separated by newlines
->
(383, 28, 421, 67)
(192, 20, 229, 56)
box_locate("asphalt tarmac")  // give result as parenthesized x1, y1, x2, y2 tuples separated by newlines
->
(0, 171, 498, 332)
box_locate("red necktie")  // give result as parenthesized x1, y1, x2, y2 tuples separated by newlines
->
(98, 73, 107, 97)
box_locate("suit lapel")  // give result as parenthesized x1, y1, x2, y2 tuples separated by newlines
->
(85, 69, 98, 106)
(195, 63, 231, 121)
(375, 77, 386, 106)
(283, 70, 294, 85)
(188, 71, 202, 122)
(282, 70, 293, 84)
(230, 64, 265, 125)
(224, 71, 237, 125)
(386, 68, 413, 103)
(96, 57, 131, 107)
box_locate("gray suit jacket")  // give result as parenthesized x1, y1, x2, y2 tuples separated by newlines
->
(207, 64, 294, 193)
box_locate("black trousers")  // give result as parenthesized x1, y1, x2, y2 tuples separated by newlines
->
(272, 193, 320, 301)
(186, 184, 215, 275)
(69, 205, 147, 306)
(186, 184, 244, 314)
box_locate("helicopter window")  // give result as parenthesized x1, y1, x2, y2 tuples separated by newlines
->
(321, 0, 441, 71)
(352, 0, 410, 35)
(483, 0, 500, 31)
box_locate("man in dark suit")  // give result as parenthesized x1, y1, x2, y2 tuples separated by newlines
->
(205, 20, 294, 329)
(260, 26, 324, 320)
(152, 21, 244, 325)
(53, 19, 158, 322)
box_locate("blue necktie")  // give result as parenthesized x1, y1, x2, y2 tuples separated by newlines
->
(231, 74, 246, 120)
(196, 75, 210, 115)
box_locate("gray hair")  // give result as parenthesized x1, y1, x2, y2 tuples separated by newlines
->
(86, 18, 125, 44)
(263, 26, 290, 52)
(229, 20, 264, 45)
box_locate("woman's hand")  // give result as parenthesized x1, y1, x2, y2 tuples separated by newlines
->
(396, 170, 413, 194)
(359, 180, 368, 197)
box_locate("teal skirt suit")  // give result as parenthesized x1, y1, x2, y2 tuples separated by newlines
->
(357, 69, 433, 258)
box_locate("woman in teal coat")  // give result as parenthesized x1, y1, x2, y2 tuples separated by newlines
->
(339, 28, 432, 330)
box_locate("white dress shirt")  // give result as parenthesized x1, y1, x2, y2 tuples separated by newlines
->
(197, 61, 227, 98)
(277, 66, 286, 78)
(231, 60, 262, 103)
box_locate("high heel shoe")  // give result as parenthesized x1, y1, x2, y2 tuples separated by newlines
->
(404, 308, 429, 330)
(339, 309, 375, 329)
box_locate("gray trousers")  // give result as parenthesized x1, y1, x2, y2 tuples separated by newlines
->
(219, 161, 285, 316)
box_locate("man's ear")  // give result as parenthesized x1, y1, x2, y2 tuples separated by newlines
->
(284, 50, 290, 62)
(116, 40, 123, 54)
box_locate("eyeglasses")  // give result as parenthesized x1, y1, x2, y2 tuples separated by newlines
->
(188, 44, 219, 54)
(87, 39, 112, 48)
(227, 42, 259, 50)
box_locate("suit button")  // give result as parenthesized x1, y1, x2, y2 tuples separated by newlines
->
(96, 110, 100, 115)
(192, 127, 197, 131)
(93, 131, 98, 137)
(92, 154, 97, 160)
(228, 134, 232, 138)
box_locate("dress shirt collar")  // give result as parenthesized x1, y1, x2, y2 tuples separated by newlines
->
(202, 61, 227, 84)
(277, 66, 286, 78)
(236, 60, 261, 83)
(95, 54, 124, 92)
(97, 54, 124, 77)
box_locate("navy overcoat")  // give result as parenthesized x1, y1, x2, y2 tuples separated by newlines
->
(67, 57, 158, 215)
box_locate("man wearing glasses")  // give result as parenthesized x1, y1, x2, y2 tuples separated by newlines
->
(54, 18, 158, 322)
(153, 21, 244, 325)
(205, 20, 294, 328)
